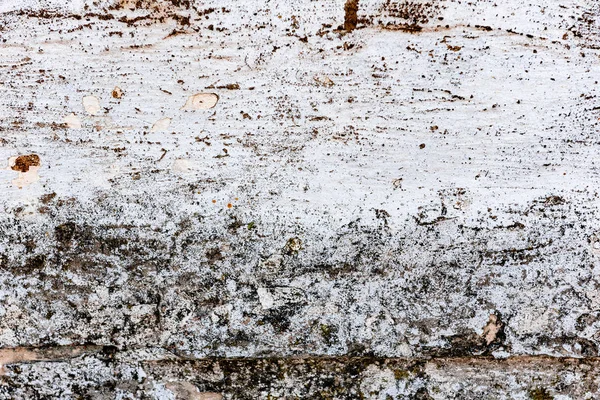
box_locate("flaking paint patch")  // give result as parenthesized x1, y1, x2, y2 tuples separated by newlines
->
(172, 159, 191, 172)
(482, 314, 503, 345)
(8, 155, 40, 188)
(82, 95, 101, 115)
(151, 117, 172, 132)
(64, 113, 82, 129)
(257, 288, 275, 310)
(181, 93, 219, 110)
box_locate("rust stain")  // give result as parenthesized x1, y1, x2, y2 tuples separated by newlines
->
(112, 86, 124, 99)
(344, 0, 359, 32)
(11, 154, 40, 173)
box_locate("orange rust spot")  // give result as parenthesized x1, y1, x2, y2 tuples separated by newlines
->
(112, 86, 123, 99)
(227, 203, 232, 209)
(11, 154, 40, 172)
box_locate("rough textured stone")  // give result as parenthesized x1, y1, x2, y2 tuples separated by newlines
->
(0, 0, 599, 397)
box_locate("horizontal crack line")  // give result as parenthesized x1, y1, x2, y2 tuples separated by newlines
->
(0, 345, 599, 370)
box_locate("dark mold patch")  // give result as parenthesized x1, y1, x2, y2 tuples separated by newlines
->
(23, 254, 46, 272)
(262, 305, 299, 333)
(55, 222, 77, 246)
(529, 387, 554, 400)
(205, 247, 224, 264)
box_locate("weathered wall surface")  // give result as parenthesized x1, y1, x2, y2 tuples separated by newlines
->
(0, 0, 599, 398)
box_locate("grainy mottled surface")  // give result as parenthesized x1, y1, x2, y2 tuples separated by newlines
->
(0, 0, 599, 398)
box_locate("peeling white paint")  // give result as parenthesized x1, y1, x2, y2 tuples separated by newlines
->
(64, 113, 82, 129)
(181, 93, 219, 110)
(82, 95, 101, 115)
(171, 159, 190, 172)
(151, 117, 171, 132)
(0, 0, 599, 396)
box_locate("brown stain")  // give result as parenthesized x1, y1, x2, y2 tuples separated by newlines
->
(11, 154, 40, 173)
(344, 0, 359, 32)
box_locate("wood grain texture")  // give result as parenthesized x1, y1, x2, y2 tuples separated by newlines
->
(0, 0, 599, 398)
